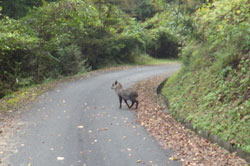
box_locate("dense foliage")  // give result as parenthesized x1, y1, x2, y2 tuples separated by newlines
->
(163, 0, 250, 153)
(0, 0, 178, 97)
(0, 0, 58, 19)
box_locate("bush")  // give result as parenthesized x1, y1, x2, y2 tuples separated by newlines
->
(57, 44, 87, 75)
(146, 29, 179, 58)
(0, 18, 39, 97)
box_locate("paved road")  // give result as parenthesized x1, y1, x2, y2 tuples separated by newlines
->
(5, 64, 180, 166)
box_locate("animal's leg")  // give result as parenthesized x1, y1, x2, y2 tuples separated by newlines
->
(135, 100, 139, 109)
(124, 100, 130, 108)
(119, 96, 122, 109)
(129, 101, 135, 109)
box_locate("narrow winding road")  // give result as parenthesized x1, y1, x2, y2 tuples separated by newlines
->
(4, 64, 180, 166)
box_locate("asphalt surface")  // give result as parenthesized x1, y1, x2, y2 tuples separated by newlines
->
(5, 64, 180, 166)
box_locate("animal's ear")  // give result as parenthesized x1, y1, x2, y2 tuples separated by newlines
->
(115, 80, 118, 84)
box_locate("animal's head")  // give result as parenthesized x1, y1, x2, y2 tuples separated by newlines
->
(111, 80, 123, 90)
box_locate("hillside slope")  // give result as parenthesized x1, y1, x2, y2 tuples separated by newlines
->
(162, 0, 250, 153)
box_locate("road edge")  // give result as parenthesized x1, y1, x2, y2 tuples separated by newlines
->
(157, 79, 250, 163)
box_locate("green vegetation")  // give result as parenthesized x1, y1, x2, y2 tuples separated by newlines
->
(0, 0, 179, 98)
(0, 0, 57, 19)
(133, 55, 178, 65)
(162, 0, 250, 153)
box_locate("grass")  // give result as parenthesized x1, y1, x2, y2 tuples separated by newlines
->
(162, 59, 250, 153)
(133, 54, 179, 65)
(0, 81, 56, 112)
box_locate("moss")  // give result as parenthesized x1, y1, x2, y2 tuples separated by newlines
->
(133, 54, 179, 65)
(0, 84, 52, 112)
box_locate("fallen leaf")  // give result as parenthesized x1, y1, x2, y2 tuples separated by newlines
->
(169, 156, 178, 161)
(77, 125, 85, 129)
(127, 148, 132, 151)
(98, 128, 108, 131)
(57, 157, 64, 161)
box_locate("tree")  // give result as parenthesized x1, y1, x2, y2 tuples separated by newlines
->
(0, 0, 57, 19)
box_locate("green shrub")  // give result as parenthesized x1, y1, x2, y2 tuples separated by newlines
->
(146, 29, 179, 58)
(0, 18, 39, 97)
(57, 44, 87, 75)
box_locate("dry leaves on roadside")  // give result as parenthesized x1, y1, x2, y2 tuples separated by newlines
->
(133, 75, 248, 166)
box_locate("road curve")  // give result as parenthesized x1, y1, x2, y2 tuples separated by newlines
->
(5, 64, 180, 166)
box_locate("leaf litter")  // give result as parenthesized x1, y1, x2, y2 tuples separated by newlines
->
(133, 75, 248, 166)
